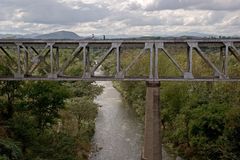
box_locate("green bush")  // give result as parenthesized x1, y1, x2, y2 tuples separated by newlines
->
(0, 139, 22, 160)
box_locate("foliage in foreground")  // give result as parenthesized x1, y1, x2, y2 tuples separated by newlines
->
(0, 80, 102, 160)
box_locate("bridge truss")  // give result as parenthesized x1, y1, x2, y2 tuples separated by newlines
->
(0, 39, 240, 81)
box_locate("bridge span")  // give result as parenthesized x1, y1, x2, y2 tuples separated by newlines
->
(1, 39, 240, 160)
(0, 39, 240, 81)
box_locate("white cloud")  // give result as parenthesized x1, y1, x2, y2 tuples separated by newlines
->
(143, 0, 240, 11)
(0, 0, 239, 36)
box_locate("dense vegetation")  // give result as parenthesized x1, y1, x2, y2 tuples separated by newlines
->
(102, 48, 240, 160)
(0, 50, 103, 160)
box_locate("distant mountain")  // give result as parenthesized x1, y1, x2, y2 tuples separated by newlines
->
(105, 32, 215, 39)
(0, 33, 40, 39)
(174, 32, 214, 38)
(35, 31, 81, 39)
(0, 31, 239, 40)
(0, 31, 82, 39)
(17, 33, 41, 39)
(0, 34, 21, 39)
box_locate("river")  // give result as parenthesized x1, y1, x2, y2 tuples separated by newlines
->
(89, 74, 181, 160)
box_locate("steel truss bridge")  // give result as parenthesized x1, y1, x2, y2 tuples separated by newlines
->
(1, 38, 240, 160)
(0, 39, 240, 81)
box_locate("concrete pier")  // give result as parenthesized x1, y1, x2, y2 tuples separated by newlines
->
(142, 81, 162, 160)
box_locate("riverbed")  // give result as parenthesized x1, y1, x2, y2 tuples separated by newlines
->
(89, 80, 143, 160)
(89, 78, 182, 160)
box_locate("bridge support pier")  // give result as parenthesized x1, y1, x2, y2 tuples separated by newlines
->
(142, 81, 162, 160)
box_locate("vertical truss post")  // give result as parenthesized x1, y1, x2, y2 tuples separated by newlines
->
(48, 43, 56, 78)
(154, 42, 165, 79)
(17, 45, 21, 75)
(220, 46, 224, 71)
(20, 44, 38, 76)
(220, 44, 229, 78)
(86, 47, 90, 76)
(115, 44, 125, 78)
(83, 45, 91, 78)
(154, 43, 159, 79)
(15, 43, 23, 78)
(24, 46, 29, 75)
(111, 42, 122, 78)
(145, 42, 154, 79)
(116, 46, 120, 74)
(83, 46, 87, 73)
(56, 47, 59, 71)
(185, 43, 194, 79)
(222, 44, 229, 77)
(50, 44, 53, 74)
(150, 45, 154, 79)
(106, 42, 123, 78)
(187, 46, 193, 73)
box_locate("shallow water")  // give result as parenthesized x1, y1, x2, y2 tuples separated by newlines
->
(89, 80, 143, 160)
(89, 71, 182, 160)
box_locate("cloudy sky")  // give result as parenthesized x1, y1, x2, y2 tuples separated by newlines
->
(0, 0, 240, 36)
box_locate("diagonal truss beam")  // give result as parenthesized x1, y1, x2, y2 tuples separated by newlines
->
(30, 46, 50, 69)
(156, 42, 184, 75)
(0, 47, 17, 64)
(184, 45, 194, 79)
(57, 43, 87, 75)
(227, 42, 240, 62)
(0, 47, 18, 75)
(122, 48, 145, 75)
(121, 43, 154, 78)
(29, 44, 51, 74)
(188, 42, 227, 79)
(90, 47, 114, 75)
(91, 42, 122, 76)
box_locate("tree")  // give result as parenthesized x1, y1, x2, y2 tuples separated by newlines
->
(24, 81, 70, 131)
(0, 81, 22, 120)
(0, 138, 22, 160)
(65, 97, 98, 138)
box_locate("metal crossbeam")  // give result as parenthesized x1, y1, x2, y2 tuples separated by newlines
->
(0, 39, 240, 81)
